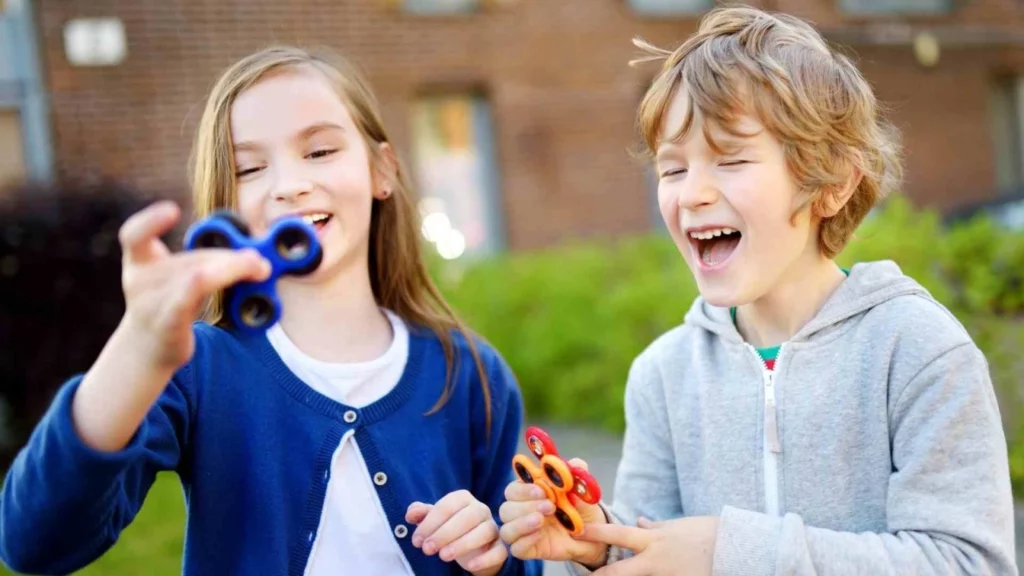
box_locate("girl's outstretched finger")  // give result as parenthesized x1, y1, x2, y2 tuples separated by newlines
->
(192, 249, 271, 294)
(119, 201, 180, 263)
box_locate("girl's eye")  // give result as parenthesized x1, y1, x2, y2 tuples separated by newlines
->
(660, 168, 687, 178)
(308, 149, 337, 159)
(235, 167, 261, 177)
(722, 159, 748, 166)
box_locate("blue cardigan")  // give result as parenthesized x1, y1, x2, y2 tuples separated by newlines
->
(0, 321, 543, 576)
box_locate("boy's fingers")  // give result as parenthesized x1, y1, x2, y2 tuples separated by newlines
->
(499, 499, 555, 524)
(119, 201, 180, 263)
(566, 458, 589, 471)
(507, 528, 544, 559)
(578, 524, 653, 553)
(636, 516, 665, 529)
(505, 481, 546, 502)
(498, 512, 545, 546)
(592, 554, 648, 576)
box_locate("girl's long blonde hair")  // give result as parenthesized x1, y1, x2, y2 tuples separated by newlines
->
(188, 45, 493, 429)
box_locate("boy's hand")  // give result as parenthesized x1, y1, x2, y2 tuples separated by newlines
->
(498, 458, 609, 567)
(406, 490, 507, 576)
(577, 516, 718, 576)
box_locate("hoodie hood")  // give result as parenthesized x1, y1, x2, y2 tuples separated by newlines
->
(683, 260, 932, 343)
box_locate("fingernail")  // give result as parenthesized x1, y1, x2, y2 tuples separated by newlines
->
(531, 486, 544, 499)
(527, 513, 542, 529)
(540, 501, 555, 514)
(440, 546, 453, 561)
(412, 535, 422, 548)
(423, 540, 436, 555)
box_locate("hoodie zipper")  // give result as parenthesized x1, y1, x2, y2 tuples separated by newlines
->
(747, 343, 783, 517)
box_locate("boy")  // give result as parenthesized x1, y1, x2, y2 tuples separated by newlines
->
(497, 6, 1017, 575)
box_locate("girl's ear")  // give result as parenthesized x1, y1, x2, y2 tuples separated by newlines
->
(373, 142, 399, 200)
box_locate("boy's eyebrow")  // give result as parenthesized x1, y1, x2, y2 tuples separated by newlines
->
(655, 141, 682, 162)
(654, 134, 753, 161)
(233, 122, 345, 152)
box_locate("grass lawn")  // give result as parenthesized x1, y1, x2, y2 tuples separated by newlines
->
(1, 473, 185, 575)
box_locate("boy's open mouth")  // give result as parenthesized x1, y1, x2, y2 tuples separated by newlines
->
(689, 227, 742, 267)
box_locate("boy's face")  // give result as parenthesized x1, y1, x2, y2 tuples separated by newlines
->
(655, 89, 821, 308)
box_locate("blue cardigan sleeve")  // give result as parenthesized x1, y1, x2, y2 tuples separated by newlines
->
(0, 364, 193, 575)
(471, 346, 543, 576)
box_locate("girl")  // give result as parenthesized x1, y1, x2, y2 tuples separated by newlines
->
(0, 46, 541, 576)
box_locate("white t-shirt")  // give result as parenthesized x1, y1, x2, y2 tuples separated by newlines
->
(266, 309, 415, 576)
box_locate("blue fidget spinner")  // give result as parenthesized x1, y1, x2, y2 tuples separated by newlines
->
(183, 210, 323, 332)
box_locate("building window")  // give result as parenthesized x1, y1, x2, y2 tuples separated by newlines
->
(627, 0, 712, 16)
(0, 109, 25, 188)
(410, 93, 503, 260)
(403, 0, 479, 14)
(989, 76, 1024, 195)
(837, 0, 951, 15)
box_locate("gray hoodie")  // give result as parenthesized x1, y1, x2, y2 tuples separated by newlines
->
(570, 260, 1017, 575)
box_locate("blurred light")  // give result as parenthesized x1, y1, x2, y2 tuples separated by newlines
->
(913, 31, 940, 68)
(421, 212, 451, 242)
(63, 18, 127, 67)
(436, 229, 466, 260)
(417, 197, 446, 217)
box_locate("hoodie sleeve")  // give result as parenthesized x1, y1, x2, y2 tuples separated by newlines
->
(712, 342, 1018, 576)
(566, 353, 684, 575)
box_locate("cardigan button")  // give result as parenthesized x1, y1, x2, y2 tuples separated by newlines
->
(343, 410, 358, 424)
(394, 524, 408, 538)
(373, 472, 388, 486)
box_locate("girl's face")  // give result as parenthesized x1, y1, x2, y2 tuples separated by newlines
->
(230, 67, 391, 284)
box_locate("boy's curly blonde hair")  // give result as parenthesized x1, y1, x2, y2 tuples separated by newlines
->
(633, 6, 903, 258)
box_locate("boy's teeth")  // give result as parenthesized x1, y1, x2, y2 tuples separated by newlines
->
(689, 227, 738, 240)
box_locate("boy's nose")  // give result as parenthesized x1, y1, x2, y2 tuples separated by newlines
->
(677, 167, 719, 210)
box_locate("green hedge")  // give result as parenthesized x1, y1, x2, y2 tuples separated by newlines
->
(432, 195, 1024, 494)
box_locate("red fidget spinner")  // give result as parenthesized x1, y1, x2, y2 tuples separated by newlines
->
(511, 426, 602, 536)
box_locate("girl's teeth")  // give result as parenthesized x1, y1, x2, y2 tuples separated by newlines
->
(301, 214, 329, 225)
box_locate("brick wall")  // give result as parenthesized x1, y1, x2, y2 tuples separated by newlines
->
(34, 0, 1024, 250)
